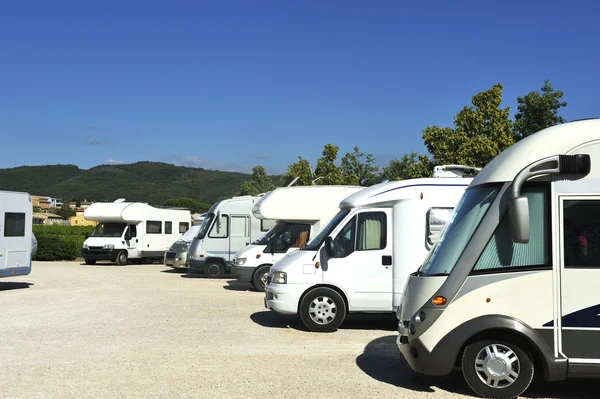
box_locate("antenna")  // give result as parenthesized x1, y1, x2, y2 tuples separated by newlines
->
(433, 165, 482, 178)
(311, 176, 324, 185)
(287, 177, 300, 187)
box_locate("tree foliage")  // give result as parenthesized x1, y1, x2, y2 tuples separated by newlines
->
(163, 198, 211, 213)
(423, 83, 514, 167)
(382, 152, 432, 181)
(314, 144, 345, 185)
(280, 156, 314, 186)
(513, 79, 567, 141)
(238, 165, 276, 196)
(340, 146, 380, 186)
(55, 203, 76, 220)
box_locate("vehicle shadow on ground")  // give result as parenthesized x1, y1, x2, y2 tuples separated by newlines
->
(223, 280, 257, 292)
(0, 282, 33, 292)
(179, 272, 232, 279)
(250, 311, 398, 332)
(160, 268, 187, 274)
(357, 335, 600, 398)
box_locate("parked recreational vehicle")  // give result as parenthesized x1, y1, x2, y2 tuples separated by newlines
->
(231, 185, 362, 291)
(395, 119, 600, 399)
(164, 213, 206, 269)
(263, 166, 477, 332)
(1, 191, 33, 278)
(82, 199, 191, 265)
(188, 196, 275, 277)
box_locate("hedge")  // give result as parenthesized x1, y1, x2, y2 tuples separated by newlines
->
(33, 225, 96, 261)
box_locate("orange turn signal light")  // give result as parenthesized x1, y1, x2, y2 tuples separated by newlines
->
(256, 254, 261, 259)
(432, 296, 447, 306)
(315, 262, 321, 269)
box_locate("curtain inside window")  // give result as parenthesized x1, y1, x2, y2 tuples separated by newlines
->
(358, 213, 385, 250)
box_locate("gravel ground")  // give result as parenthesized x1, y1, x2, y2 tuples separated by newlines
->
(0, 262, 598, 399)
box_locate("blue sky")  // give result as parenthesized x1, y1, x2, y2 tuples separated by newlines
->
(1, 0, 599, 174)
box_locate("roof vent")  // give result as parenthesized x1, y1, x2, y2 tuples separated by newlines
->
(114, 198, 126, 203)
(433, 165, 481, 178)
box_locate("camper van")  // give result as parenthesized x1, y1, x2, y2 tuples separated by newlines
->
(82, 199, 191, 265)
(188, 196, 276, 277)
(395, 119, 600, 399)
(263, 166, 477, 332)
(231, 185, 363, 291)
(164, 213, 206, 269)
(1, 191, 33, 278)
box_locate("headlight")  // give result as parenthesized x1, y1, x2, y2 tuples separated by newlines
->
(234, 257, 246, 266)
(103, 244, 115, 250)
(83, 244, 88, 250)
(271, 271, 287, 284)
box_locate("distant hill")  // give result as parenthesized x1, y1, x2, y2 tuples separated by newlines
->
(0, 162, 281, 205)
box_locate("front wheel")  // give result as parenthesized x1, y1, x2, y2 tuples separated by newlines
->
(204, 262, 224, 278)
(115, 251, 128, 266)
(462, 339, 534, 399)
(299, 287, 347, 332)
(252, 265, 271, 292)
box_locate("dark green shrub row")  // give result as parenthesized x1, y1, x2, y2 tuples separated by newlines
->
(33, 225, 95, 236)
(33, 225, 94, 261)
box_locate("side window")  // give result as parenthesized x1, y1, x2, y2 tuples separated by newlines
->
(165, 221, 173, 234)
(333, 217, 356, 258)
(291, 224, 311, 248)
(426, 208, 453, 248)
(231, 216, 249, 237)
(179, 222, 189, 233)
(270, 224, 311, 253)
(261, 219, 277, 232)
(564, 199, 600, 268)
(209, 215, 229, 238)
(146, 221, 162, 234)
(129, 225, 137, 238)
(4, 213, 26, 237)
(473, 185, 550, 273)
(357, 212, 387, 251)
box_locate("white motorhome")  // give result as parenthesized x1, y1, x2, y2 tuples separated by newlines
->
(0, 191, 33, 278)
(264, 166, 477, 332)
(187, 196, 276, 277)
(231, 185, 363, 291)
(82, 199, 191, 265)
(395, 119, 600, 399)
(164, 213, 206, 269)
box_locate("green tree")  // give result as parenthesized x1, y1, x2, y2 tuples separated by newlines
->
(238, 165, 276, 195)
(340, 146, 380, 186)
(314, 144, 345, 185)
(422, 83, 514, 167)
(513, 79, 567, 141)
(163, 198, 211, 213)
(381, 152, 432, 181)
(55, 203, 76, 220)
(280, 156, 313, 186)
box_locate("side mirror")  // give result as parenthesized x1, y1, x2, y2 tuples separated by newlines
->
(324, 236, 335, 257)
(509, 197, 530, 244)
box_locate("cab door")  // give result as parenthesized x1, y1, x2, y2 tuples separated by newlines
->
(125, 224, 139, 258)
(321, 209, 393, 311)
(558, 195, 600, 361)
(230, 215, 250, 261)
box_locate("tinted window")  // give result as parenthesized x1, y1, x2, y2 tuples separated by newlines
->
(209, 215, 228, 238)
(4, 213, 25, 237)
(129, 225, 137, 238)
(564, 199, 600, 268)
(333, 217, 356, 258)
(179, 222, 189, 233)
(146, 221, 162, 234)
(165, 221, 173, 234)
(356, 212, 386, 251)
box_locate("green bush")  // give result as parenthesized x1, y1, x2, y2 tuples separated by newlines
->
(33, 225, 95, 261)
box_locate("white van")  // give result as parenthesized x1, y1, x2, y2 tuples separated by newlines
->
(164, 214, 206, 269)
(264, 166, 477, 332)
(1, 191, 33, 278)
(82, 199, 191, 265)
(396, 119, 600, 399)
(187, 196, 276, 277)
(231, 185, 363, 291)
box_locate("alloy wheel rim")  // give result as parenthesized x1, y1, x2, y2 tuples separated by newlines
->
(308, 296, 337, 325)
(474, 343, 520, 389)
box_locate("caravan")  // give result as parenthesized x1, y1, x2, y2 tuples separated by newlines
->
(231, 185, 362, 291)
(264, 166, 476, 332)
(396, 119, 600, 399)
(1, 191, 33, 278)
(82, 199, 191, 265)
(187, 196, 275, 277)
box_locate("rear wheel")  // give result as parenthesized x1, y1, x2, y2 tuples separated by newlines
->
(299, 287, 347, 332)
(84, 259, 96, 265)
(462, 339, 534, 399)
(115, 251, 128, 266)
(204, 261, 224, 278)
(252, 265, 271, 292)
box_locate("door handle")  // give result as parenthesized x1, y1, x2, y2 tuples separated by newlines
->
(382, 255, 392, 266)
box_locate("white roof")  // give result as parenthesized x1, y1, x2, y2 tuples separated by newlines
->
(340, 177, 472, 208)
(84, 201, 190, 223)
(253, 185, 363, 221)
(472, 119, 600, 187)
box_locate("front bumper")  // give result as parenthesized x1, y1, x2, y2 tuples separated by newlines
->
(82, 248, 119, 261)
(231, 265, 255, 282)
(264, 282, 312, 315)
(188, 258, 206, 271)
(396, 327, 452, 376)
(164, 251, 188, 269)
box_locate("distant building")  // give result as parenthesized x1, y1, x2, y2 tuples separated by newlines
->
(32, 212, 68, 225)
(69, 200, 94, 210)
(70, 214, 97, 227)
(31, 195, 51, 210)
(47, 197, 63, 208)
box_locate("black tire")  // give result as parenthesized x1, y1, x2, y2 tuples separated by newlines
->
(203, 261, 224, 278)
(299, 287, 347, 332)
(84, 259, 96, 265)
(462, 339, 534, 399)
(252, 265, 271, 292)
(115, 251, 128, 266)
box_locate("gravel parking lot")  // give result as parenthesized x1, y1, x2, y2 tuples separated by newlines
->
(0, 262, 598, 398)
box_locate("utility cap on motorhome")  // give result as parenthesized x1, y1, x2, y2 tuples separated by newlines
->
(433, 164, 481, 178)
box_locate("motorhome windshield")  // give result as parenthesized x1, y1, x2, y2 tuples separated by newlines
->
(253, 222, 286, 245)
(197, 213, 215, 239)
(180, 225, 201, 242)
(302, 209, 351, 251)
(419, 184, 501, 276)
(91, 222, 127, 238)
